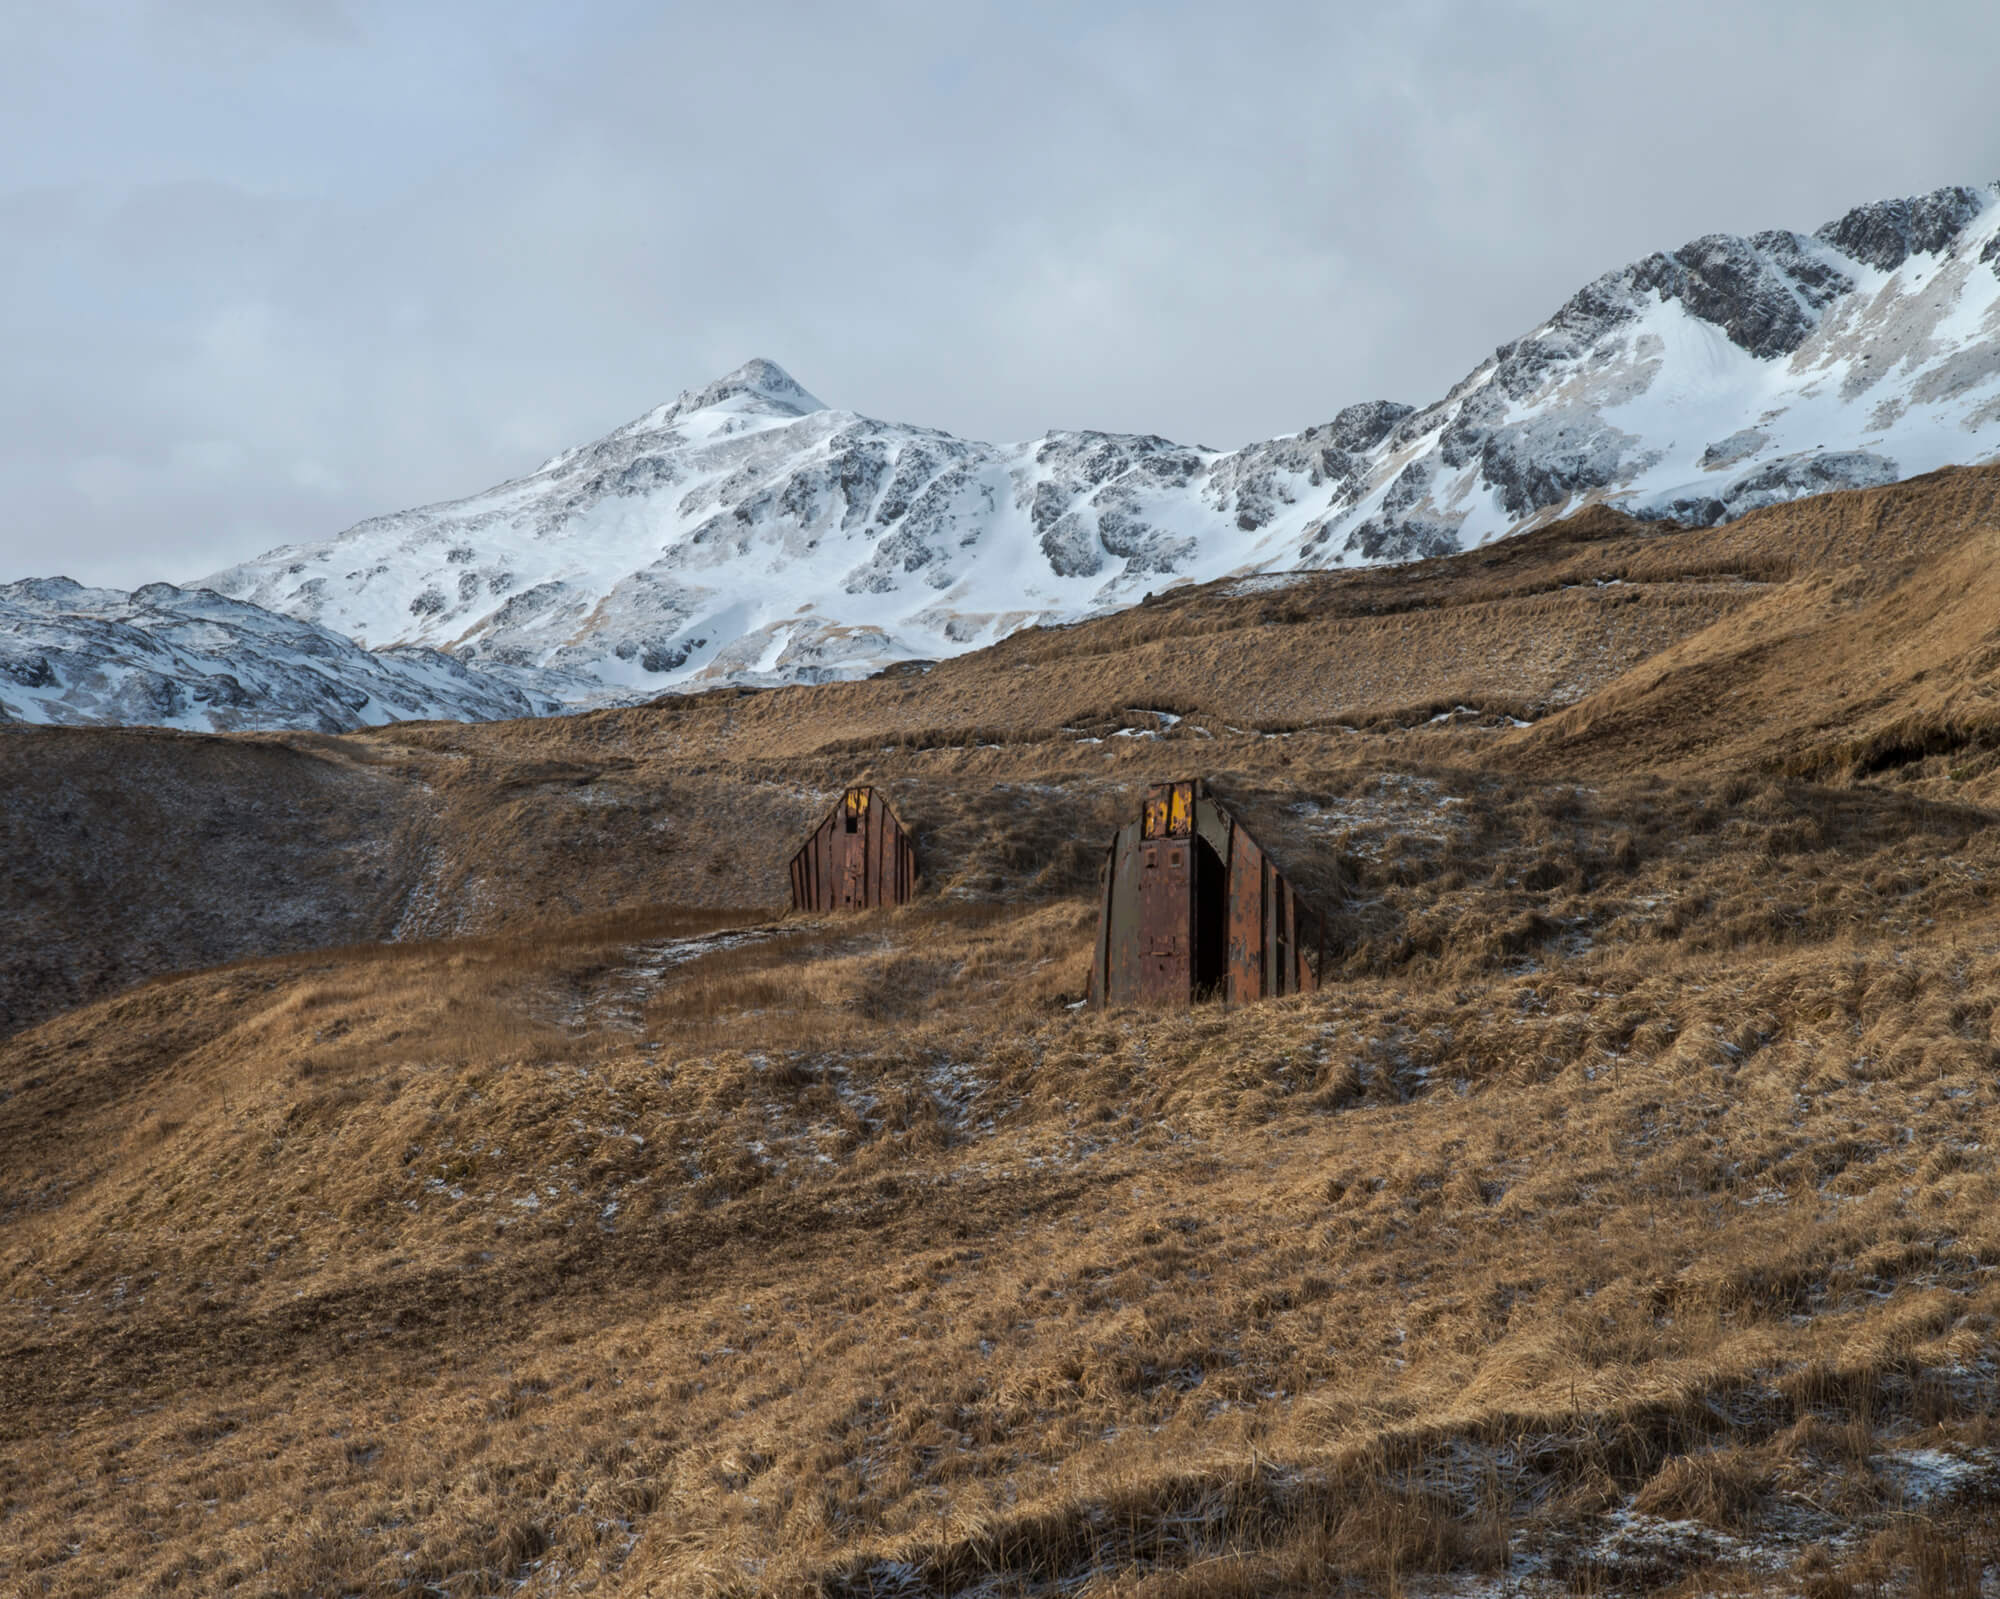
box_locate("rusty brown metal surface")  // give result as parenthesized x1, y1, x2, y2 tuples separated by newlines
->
(1225, 822, 1263, 1005)
(1106, 819, 1145, 1002)
(1096, 777, 1336, 1009)
(1137, 832, 1192, 1004)
(788, 786, 918, 913)
(1279, 874, 1298, 996)
(1194, 795, 1231, 862)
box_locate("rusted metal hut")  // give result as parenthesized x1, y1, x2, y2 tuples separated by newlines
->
(1091, 778, 1333, 1007)
(788, 785, 919, 912)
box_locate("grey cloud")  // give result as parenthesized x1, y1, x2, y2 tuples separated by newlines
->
(3, 0, 2000, 586)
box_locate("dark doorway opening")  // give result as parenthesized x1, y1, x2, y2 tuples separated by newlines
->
(1192, 834, 1228, 999)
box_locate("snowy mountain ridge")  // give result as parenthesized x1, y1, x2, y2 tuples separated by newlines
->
(200, 183, 2000, 705)
(12, 181, 2000, 731)
(0, 578, 561, 732)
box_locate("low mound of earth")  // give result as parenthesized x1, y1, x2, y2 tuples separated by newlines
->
(5, 464, 2000, 1593)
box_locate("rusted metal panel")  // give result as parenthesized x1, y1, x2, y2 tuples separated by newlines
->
(871, 790, 887, 907)
(1104, 820, 1145, 1003)
(1263, 859, 1283, 995)
(1226, 825, 1263, 1005)
(1280, 878, 1298, 996)
(840, 789, 867, 912)
(1194, 795, 1231, 862)
(1138, 831, 1193, 1003)
(1092, 841, 1115, 1005)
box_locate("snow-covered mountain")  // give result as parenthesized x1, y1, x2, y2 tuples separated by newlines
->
(0, 578, 560, 732)
(12, 181, 2000, 729)
(199, 183, 2000, 703)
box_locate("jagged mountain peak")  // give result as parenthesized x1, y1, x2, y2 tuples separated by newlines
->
(1813, 182, 1995, 273)
(33, 177, 1996, 731)
(656, 357, 827, 426)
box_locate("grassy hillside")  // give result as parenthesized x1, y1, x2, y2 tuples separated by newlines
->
(6, 468, 2000, 1594)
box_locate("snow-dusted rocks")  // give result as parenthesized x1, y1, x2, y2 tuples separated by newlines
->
(193, 185, 2000, 710)
(0, 578, 560, 733)
(200, 359, 1247, 697)
(0, 180, 1980, 730)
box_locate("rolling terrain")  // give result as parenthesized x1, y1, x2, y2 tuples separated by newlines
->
(6, 463, 2000, 1594)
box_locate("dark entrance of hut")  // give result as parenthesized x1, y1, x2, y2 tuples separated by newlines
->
(1093, 779, 1327, 1008)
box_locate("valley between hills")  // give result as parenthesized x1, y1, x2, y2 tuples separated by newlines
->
(7, 464, 2000, 1594)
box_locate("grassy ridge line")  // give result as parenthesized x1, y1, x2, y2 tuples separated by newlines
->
(16, 461, 2000, 1033)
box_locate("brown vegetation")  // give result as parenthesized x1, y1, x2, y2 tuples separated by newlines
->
(7, 465, 2000, 1593)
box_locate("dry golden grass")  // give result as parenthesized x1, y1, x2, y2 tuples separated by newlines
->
(9, 466, 2000, 1593)
(7, 786, 2000, 1594)
(13, 462, 2000, 1037)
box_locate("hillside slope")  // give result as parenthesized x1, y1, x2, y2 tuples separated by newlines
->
(5, 778, 1999, 1595)
(0, 577, 561, 732)
(1508, 467, 2000, 782)
(12, 462, 2000, 1038)
(8, 460, 2000, 1594)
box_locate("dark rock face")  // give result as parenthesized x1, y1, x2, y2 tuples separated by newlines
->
(1650, 233, 1849, 358)
(1643, 494, 1730, 528)
(1326, 400, 1416, 456)
(640, 639, 702, 674)
(1528, 229, 1854, 365)
(1339, 513, 1459, 564)
(1724, 449, 1901, 508)
(1482, 416, 1656, 520)
(2, 652, 56, 688)
(1814, 185, 1989, 272)
(1649, 451, 1903, 527)
(192, 673, 252, 708)
(1701, 430, 1770, 470)
(1209, 400, 1416, 535)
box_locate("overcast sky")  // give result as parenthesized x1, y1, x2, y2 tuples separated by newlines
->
(3, 0, 1998, 588)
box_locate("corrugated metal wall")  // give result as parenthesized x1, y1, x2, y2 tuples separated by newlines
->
(1093, 780, 1327, 1008)
(788, 787, 918, 912)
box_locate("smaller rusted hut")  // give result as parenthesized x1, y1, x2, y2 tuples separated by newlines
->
(1091, 778, 1335, 1008)
(788, 785, 919, 912)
